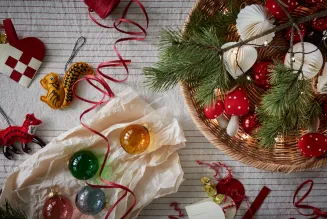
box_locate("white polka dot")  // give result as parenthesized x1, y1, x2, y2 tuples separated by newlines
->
(325, 139, 326, 142)
(218, 103, 220, 105)
(239, 88, 241, 90)
(272, 4, 275, 8)
(228, 105, 231, 108)
(234, 96, 237, 99)
(301, 138, 303, 141)
(307, 145, 310, 149)
(319, 149, 322, 151)
(288, 0, 290, 2)
(229, 96, 232, 99)
(238, 106, 241, 109)
(291, 2, 294, 5)
(310, 135, 312, 138)
(206, 109, 208, 111)
(244, 97, 246, 100)
(276, 11, 279, 14)
(310, 155, 313, 157)
(214, 115, 217, 117)
(315, 138, 318, 141)
(247, 107, 249, 110)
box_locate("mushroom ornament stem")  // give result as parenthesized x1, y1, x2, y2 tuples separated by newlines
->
(224, 87, 250, 137)
(217, 115, 229, 129)
(227, 116, 240, 137)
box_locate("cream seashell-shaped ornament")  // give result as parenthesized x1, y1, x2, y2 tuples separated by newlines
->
(236, 4, 275, 46)
(284, 42, 323, 80)
(222, 42, 258, 79)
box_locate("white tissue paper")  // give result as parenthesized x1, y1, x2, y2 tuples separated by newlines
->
(0, 87, 186, 219)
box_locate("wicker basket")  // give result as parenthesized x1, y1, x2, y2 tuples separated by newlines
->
(181, 0, 327, 172)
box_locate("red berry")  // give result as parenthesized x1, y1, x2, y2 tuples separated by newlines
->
(266, 0, 298, 19)
(252, 60, 273, 90)
(285, 23, 307, 43)
(241, 114, 260, 135)
(312, 17, 327, 32)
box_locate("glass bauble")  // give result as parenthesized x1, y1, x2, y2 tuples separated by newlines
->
(75, 186, 106, 215)
(120, 124, 150, 155)
(42, 194, 73, 219)
(69, 150, 99, 180)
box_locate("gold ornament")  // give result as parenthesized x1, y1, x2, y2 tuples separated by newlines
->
(0, 33, 6, 44)
(204, 182, 217, 197)
(200, 176, 211, 185)
(120, 124, 150, 155)
(214, 194, 225, 204)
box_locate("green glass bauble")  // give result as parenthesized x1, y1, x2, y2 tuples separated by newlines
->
(69, 150, 99, 180)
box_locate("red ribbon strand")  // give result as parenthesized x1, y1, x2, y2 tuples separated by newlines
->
(73, 1, 149, 218)
(293, 180, 327, 219)
(196, 160, 233, 184)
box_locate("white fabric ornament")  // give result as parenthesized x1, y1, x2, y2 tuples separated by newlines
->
(222, 42, 258, 79)
(236, 4, 275, 46)
(284, 42, 323, 80)
(317, 63, 327, 94)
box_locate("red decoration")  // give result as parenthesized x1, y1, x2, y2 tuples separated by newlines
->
(285, 23, 307, 43)
(84, 0, 120, 19)
(266, 0, 297, 19)
(243, 186, 271, 219)
(241, 114, 260, 135)
(304, 0, 323, 6)
(216, 178, 245, 209)
(203, 100, 224, 119)
(0, 114, 45, 159)
(312, 16, 327, 32)
(293, 180, 327, 218)
(322, 99, 327, 117)
(224, 88, 250, 116)
(298, 133, 327, 157)
(1, 19, 45, 87)
(43, 194, 73, 219)
(252, 60, 272, 90)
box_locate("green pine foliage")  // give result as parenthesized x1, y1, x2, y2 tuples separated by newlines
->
(0, 201, 28, 219)
(144, 4, 242, 106)
(256, 62, 322, 147)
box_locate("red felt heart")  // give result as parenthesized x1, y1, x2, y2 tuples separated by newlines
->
(1, 19, 45, 87)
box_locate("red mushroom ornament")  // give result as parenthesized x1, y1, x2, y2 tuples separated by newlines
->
(298, 133, 327, 157)
(298, 118, 327, 157)
(203, 100, 229, 129)
(224, 88, 250, 136)
(266, 0, 298, 19)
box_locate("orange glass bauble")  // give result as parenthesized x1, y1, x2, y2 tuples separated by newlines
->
(120, 124, 150, 155)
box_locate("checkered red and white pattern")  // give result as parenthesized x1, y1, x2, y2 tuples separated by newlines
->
(0, 44, 42, 87)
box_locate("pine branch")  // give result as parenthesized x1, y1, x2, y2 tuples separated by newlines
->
(256, 62, 321, 147)
(0, 200, 28, 219)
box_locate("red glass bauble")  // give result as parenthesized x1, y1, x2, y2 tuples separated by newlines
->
(266, 0, 297, 19)
(42, 195, 73, 219)
(304, 0, 323, 6)
(312, 17, 327, 32)
(285, 23, 307, 43)
(252, 60, 273, 90)
(321, 99, 327, 118)
(241, 114, 260, 135)
(216, 178, 245, 209)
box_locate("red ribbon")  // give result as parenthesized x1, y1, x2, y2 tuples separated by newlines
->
(293, 180, 327, 219)
(72, 1, 149, 218)
(243, 186, 271, 219)
(196, 160, 233, 184)
(168, 202, 184, 218)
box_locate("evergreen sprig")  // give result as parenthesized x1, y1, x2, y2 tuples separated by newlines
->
(144, 6, 240, 106)
(256, 62, 322, 147)
(0, 201, 28, 219)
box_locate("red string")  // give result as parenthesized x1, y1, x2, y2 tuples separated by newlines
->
(196, 160, 233, 184)
(168, 202, 184, 218)
(72, 1, 149, 218)
(292, 180, 327, 219)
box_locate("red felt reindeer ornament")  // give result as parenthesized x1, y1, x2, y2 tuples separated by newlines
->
(0, 107, 45, 159)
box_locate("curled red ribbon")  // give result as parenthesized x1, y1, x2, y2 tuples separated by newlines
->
(293, 180, 327, 219)
(72, 1, 149, 218)
(196, 160, 233, 184)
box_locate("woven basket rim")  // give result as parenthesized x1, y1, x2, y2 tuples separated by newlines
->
(180, 0, 327, 173)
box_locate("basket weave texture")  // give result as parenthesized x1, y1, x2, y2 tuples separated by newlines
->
(181, 0, 327, 172)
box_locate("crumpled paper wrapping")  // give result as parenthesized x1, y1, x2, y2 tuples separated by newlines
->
(0, 87, 186, 219)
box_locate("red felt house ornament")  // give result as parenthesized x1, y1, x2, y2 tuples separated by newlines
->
(0, 19, 45, 87)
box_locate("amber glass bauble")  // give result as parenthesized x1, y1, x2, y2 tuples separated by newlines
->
(42, 194, 73, 219)
(120, 124, 150, 155)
